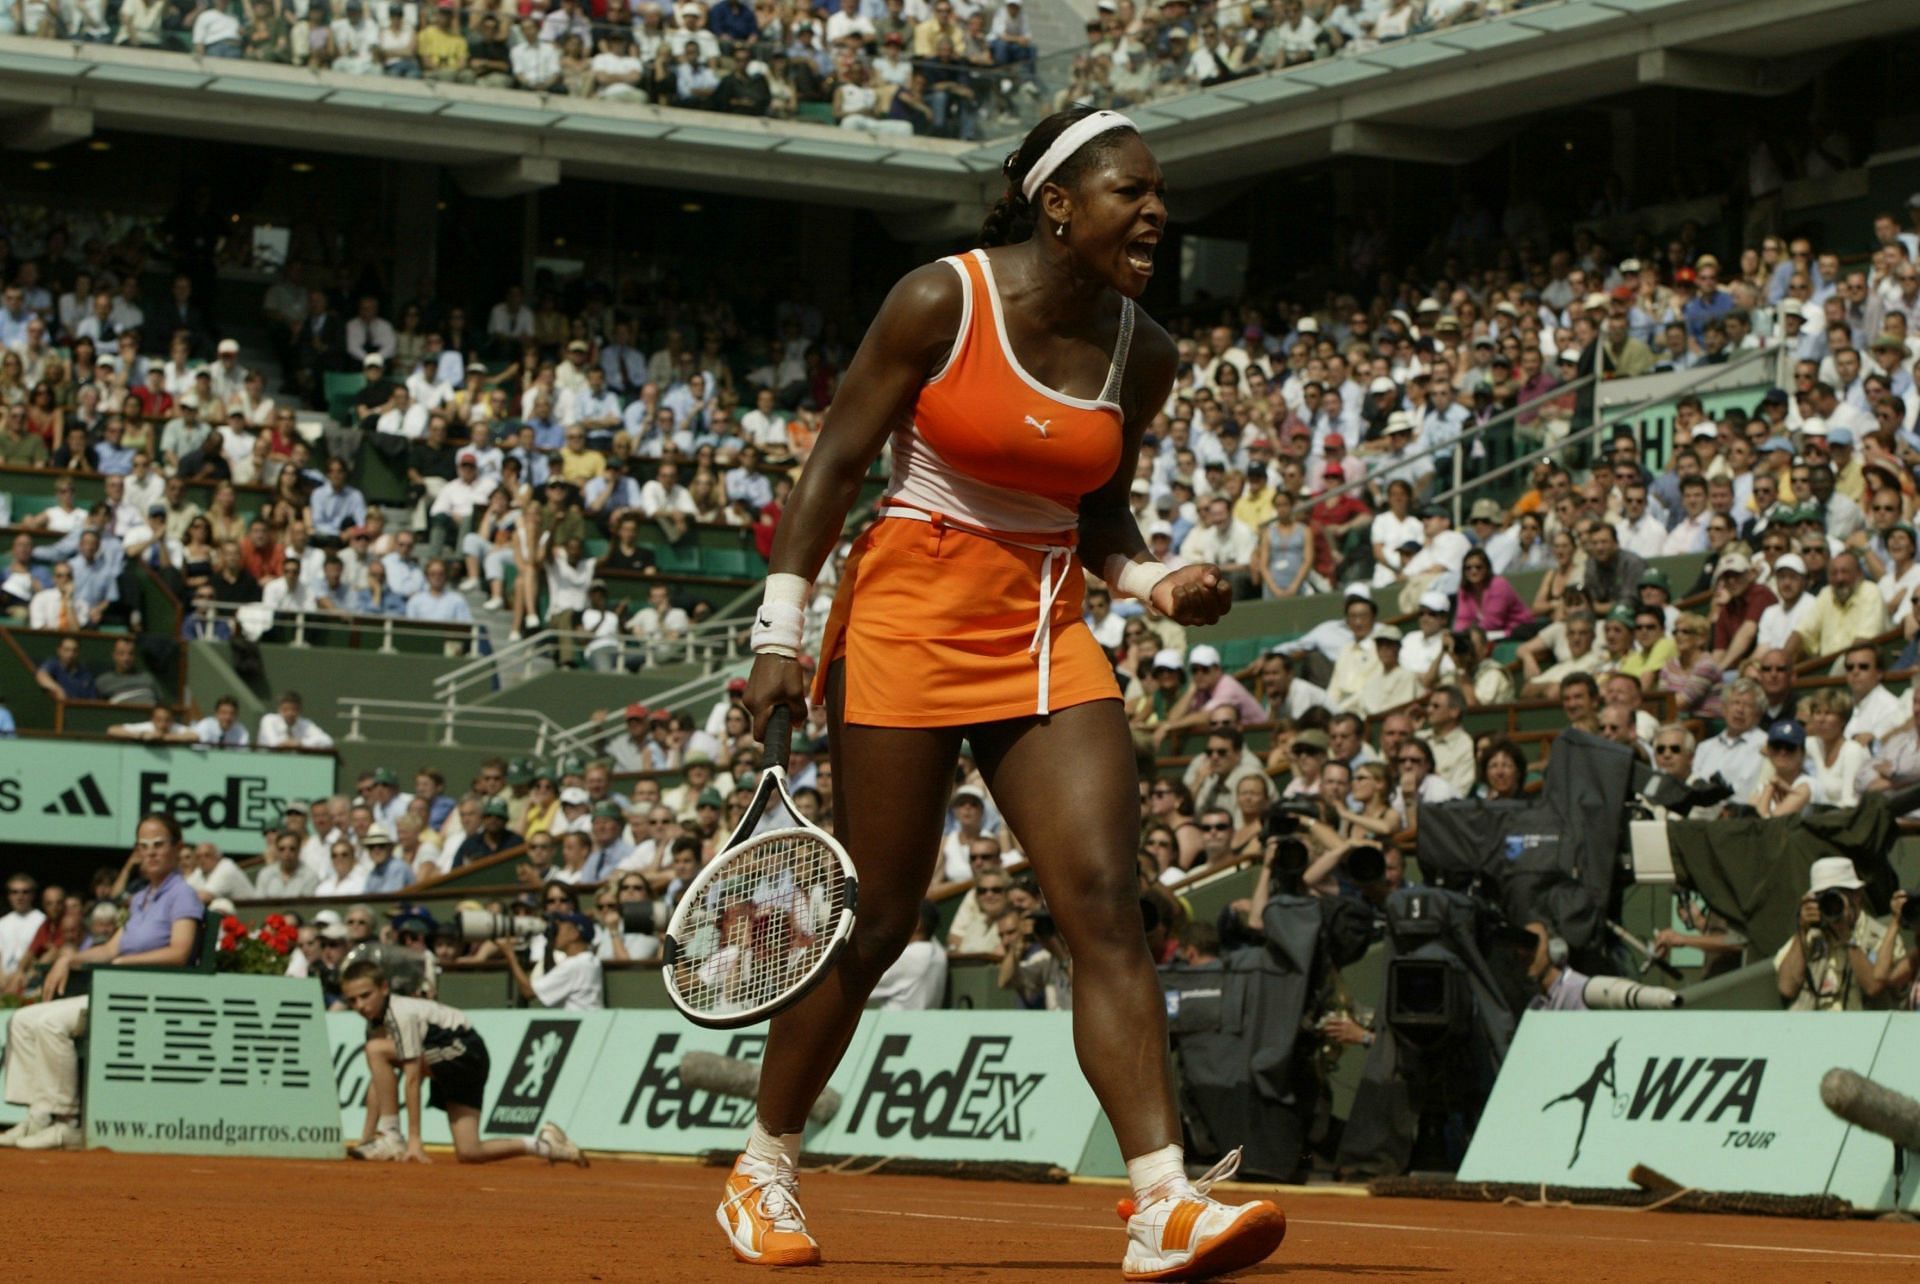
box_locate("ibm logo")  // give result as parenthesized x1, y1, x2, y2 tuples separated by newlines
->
(100, 994, 316, 1089)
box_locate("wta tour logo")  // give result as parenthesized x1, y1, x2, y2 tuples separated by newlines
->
(488, 1021, 580, 1135)
(1543, 1038, 1769, 1166)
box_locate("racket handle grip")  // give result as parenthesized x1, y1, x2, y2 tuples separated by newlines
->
(762, 704, 793, 771)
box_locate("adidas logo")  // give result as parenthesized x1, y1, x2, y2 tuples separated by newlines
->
(44, 774, 112, 818)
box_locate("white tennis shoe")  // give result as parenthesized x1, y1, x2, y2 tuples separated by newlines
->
(0, 1107, 50, 1147)
(717, 1152, 821, 1267)
(1119, 1148, 1287, 1281)
(538, 1121, 588, 1167)
(347, 1131, 406, 1161)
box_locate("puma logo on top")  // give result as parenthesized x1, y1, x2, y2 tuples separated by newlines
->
(1024, 415, 1052, 438)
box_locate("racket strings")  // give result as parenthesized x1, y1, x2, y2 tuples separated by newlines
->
(670, 831, 847, 1018)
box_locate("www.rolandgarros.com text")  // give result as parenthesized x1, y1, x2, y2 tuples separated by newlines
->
(91, 1118, 341, 1146)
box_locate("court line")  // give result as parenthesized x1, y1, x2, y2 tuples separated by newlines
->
(841, 1205, 1920, 1263)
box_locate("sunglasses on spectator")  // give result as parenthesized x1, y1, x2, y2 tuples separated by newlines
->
(1845, 662, 1877, 671)
(1144, 836, 1174, 847)
(1150, 786, 1175, 796)
(1654, 743, 1685, 755)
(977, 883, 1009, 894)
(347, 917, 373, 927)
(1198, 822, 1232, 832)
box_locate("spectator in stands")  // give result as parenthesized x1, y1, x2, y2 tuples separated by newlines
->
(1841, 644, 1903, 744)
(257, 690, 333, 750)
(315, 842, 367, 898)
(186, 841, 253, 904)
(34, 636, 99, 704)
(871, 901, 948, 1010)
(0, 815, 201, 1151)
(1648, 723, 1696, 794)
(0, 875, 45, 991)
(627, 581, 690, 659)
(1420, 686, 1475, 795)
(106, 704, 196, 743)
(1185, 723, 1264, 819)
(255, 830, 321, 899)
(452, 798, 521, 868)
(1472, 740, 1526, 802)
(947, 852, 1011, 955)
(94, 636, 160, 705)
(360, 826, 414, 894)
(1256, 647, 1332, 723)
(404, 557, 473, 624)
(1354, 626, 1421, 716)
(1452, 548, 1531, 640)
(1751, 718, 1814, 817)
(1792, 549, 1886, 662)
(1658, 612, 1723, 717)
(1151, 643, 1262, 748)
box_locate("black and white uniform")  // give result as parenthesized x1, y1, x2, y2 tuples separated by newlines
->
(372, 993, 490, 1111)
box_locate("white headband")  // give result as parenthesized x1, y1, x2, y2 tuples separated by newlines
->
(1020, 110, 1139, 204)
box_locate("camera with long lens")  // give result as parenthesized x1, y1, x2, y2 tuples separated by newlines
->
(1817, 888, 1850, 924)
(1346, 844, 1387, 886)
(453, 911, 549, 943)
(619, 901, 668, 936)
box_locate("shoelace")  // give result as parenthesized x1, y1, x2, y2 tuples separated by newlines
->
(1118, 1146, 1246, 1222)
(728, 1157, 809, 1234)
(1190, 1146, 1243, 1200)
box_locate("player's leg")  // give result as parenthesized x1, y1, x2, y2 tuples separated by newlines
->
(347, 1036, 406, 1160)
(721, 659, 959, 1267)
(755, 660, 961, 1132)
(442, 1111, 586, 1165)
(974, 698, 1286, 1281)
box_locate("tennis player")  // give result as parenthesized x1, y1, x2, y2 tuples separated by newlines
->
(728, 108, 1287, 1279)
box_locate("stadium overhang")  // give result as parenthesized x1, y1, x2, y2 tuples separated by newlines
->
(0, 0, 1912, 235)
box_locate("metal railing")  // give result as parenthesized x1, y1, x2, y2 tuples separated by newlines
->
(430, 613, 756, 704)
(190, 601, 488, 654)
(553, 656, 755, 761)
(333, 695, 584, 753)
(1304, 368, 1600, 525)
(1429, 344, 1781, 509)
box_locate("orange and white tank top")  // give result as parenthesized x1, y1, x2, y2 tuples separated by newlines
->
(881, 249, 1133, 536)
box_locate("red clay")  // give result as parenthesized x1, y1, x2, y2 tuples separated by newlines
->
(6, 1151, 1918, 1281)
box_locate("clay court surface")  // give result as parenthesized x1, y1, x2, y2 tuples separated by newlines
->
(7, 1151, 1919, 1281)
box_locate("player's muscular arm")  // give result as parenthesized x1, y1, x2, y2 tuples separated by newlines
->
(765, 264, 961, 585)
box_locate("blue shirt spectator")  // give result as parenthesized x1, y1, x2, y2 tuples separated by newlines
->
(0, 704, 14, 737)
(353, 584, 407, 616)
(362, 848, 415, 894)
(37, 641, 101, 700)
(708, 0, 757, 41)
(309, 460, 368, 538)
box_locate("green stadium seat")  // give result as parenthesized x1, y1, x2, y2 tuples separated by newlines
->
(1215, 638, 1260, 671)
(653, 544, 701, 573)
(797, 102, 835, 125)
(704, 548, 751, 577)
(324, 372, 367, 428)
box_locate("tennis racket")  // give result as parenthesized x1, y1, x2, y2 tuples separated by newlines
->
(663, 705, 859, 1028)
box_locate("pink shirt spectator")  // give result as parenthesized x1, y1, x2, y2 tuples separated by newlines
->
(1201, 673, 1267, 725)
(1454, 575, 1534, 637)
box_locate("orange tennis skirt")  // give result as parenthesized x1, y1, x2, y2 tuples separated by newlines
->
(812, 513, 1121, 728)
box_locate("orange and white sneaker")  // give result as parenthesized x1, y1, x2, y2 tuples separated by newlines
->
(1118, 1148, 1287, 1281)
(717, 1152, 822, 1267)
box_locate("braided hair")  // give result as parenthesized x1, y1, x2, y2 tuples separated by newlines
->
(979, 107, 1134, 248)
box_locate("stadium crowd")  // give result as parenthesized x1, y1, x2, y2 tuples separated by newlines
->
(2, 101, 1919, 1018)
(0, 0, 1599, 140)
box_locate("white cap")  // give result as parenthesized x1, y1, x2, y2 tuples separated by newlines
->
(1418, 590, 1450, 613)
(1800, 417, 1828, 438)
(1342, 582, 1372, 603)
(1808, 856, 1865, 894)
(1559, 347, 1582, 364)
(1416, 297, 1441, 313)
(1297, 317, 1320, 333)
(313, 909, 344, 928)
(1772, 553, 1807, 577)
(364, 824, 394, 846)
(217, 338, 240, 355)
(1152, 648, 1184, 671)
(1582, 292, 1610, 312)
(1385, 410, 1416, 434)
(1130, 478, 1152, 495)
(1373, 625, 1403, 643)
(1779, 298, 1806, 318)
(1147, 519, 1173, 538)
(560, 786, 590, 806)
(1368, 376, 1398, 395)
(1188, 644, 1222, 668)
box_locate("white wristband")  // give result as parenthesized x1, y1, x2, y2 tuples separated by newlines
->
(1103, 554, 1172, 602)
(751, 572, 811, 657)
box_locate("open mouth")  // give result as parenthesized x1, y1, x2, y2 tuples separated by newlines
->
(1125, 235, 1159, 275)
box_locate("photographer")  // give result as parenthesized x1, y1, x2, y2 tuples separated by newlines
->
(1774, 857, 1905, 1011)
(1869, 890, 1918, 1009)
(997, 905, 1069, 1010)
(498, 912, 605, 1011)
